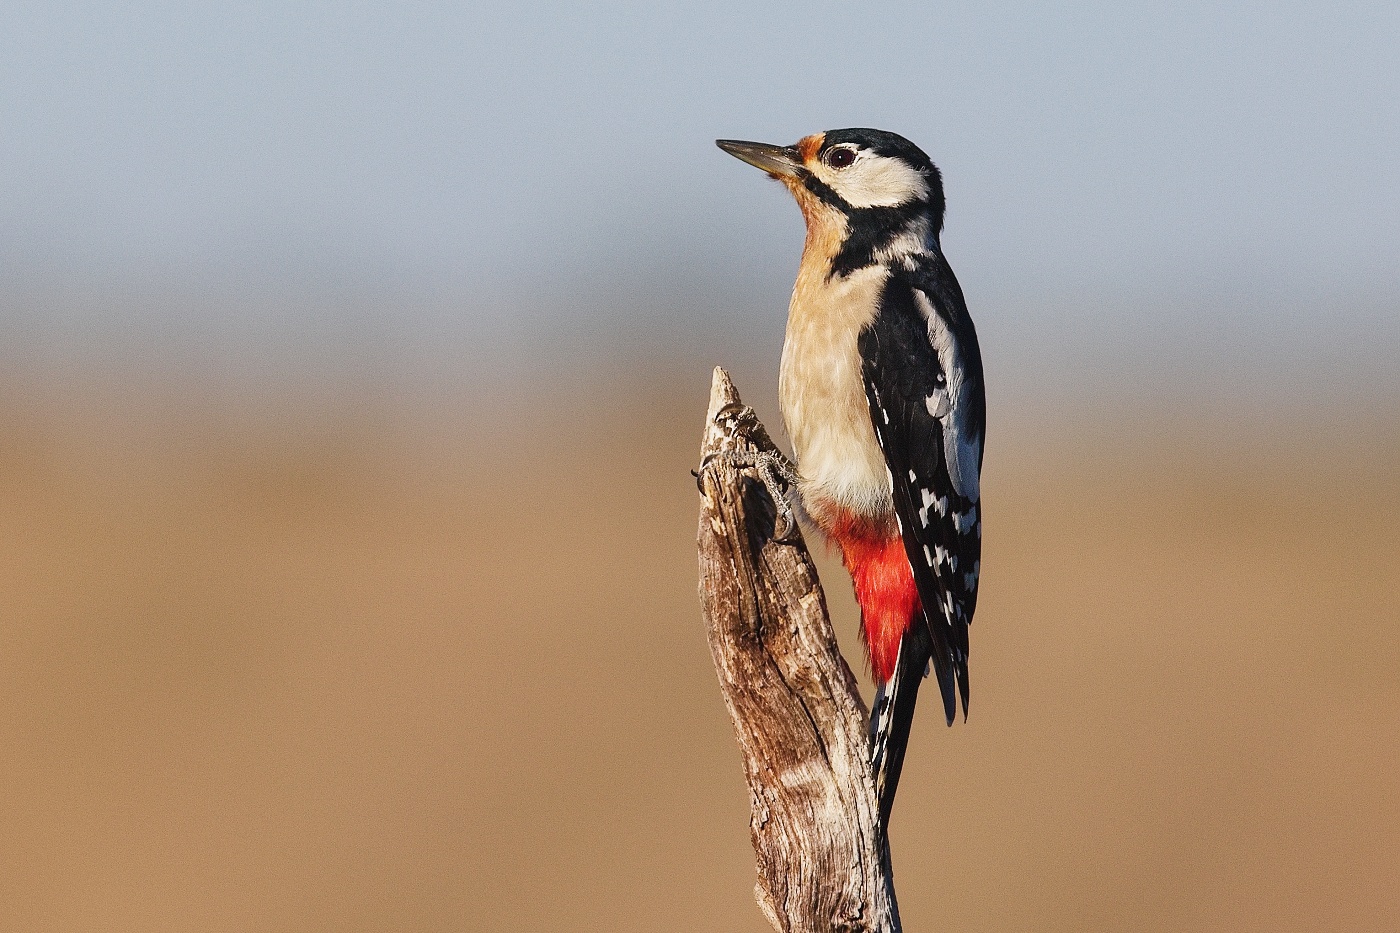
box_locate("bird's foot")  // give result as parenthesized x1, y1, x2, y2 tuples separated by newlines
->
(695, 404, 802, 542)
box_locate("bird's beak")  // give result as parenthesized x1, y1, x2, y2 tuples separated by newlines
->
(716, 139, 803, 179)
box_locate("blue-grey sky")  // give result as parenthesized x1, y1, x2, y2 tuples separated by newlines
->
(3, 1, 1397, 408)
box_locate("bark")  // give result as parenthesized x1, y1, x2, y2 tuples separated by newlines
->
(696, 367, 901, 933)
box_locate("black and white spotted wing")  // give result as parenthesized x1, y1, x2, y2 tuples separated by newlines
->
(859, 251, 986, 726)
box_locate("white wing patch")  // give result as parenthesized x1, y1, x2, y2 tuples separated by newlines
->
(917, 488, 934, 527)
(914, 290, 982, 502)
(917, 487, 952, 526)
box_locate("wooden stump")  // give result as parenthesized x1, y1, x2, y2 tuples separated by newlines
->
(696, 367, 901, 933)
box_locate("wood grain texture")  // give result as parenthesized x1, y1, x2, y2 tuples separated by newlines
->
(696, 367, 901, 933)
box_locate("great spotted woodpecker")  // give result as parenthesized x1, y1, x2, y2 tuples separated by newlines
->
(716, 129, 985, 826)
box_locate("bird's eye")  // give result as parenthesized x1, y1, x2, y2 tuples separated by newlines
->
(824, 147, 856, 169)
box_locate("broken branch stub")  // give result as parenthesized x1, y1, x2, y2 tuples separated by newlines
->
(695, 366, 901, 933)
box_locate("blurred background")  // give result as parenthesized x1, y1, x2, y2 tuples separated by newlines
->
(2, 2, 1397, 930)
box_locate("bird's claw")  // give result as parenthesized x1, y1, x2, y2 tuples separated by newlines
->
(696, 404, 801, 542)
(714, 402, 761, 432)
(696, 446, 801, 543)
(751, 450, 801, 542)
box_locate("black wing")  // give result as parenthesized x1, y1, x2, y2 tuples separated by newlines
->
(861, 251, 985, 824)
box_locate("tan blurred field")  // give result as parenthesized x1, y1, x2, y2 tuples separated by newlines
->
(1, 378, 1397, 932)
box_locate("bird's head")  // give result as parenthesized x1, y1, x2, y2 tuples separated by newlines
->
(716, 128, 945, 232)
(717, 129, 945, 277)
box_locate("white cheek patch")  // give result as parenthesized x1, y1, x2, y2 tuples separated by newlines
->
(813, 154, 930, 208)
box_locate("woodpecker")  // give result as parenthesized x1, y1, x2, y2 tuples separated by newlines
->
(716, 129, 985, 826)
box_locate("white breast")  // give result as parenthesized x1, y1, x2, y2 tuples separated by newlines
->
(779, 263, 893, 520)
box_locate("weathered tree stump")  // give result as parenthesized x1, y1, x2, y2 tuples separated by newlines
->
(696, 367, 901, 933)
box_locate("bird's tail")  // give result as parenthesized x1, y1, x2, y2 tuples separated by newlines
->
(870, 624, 934, 829)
